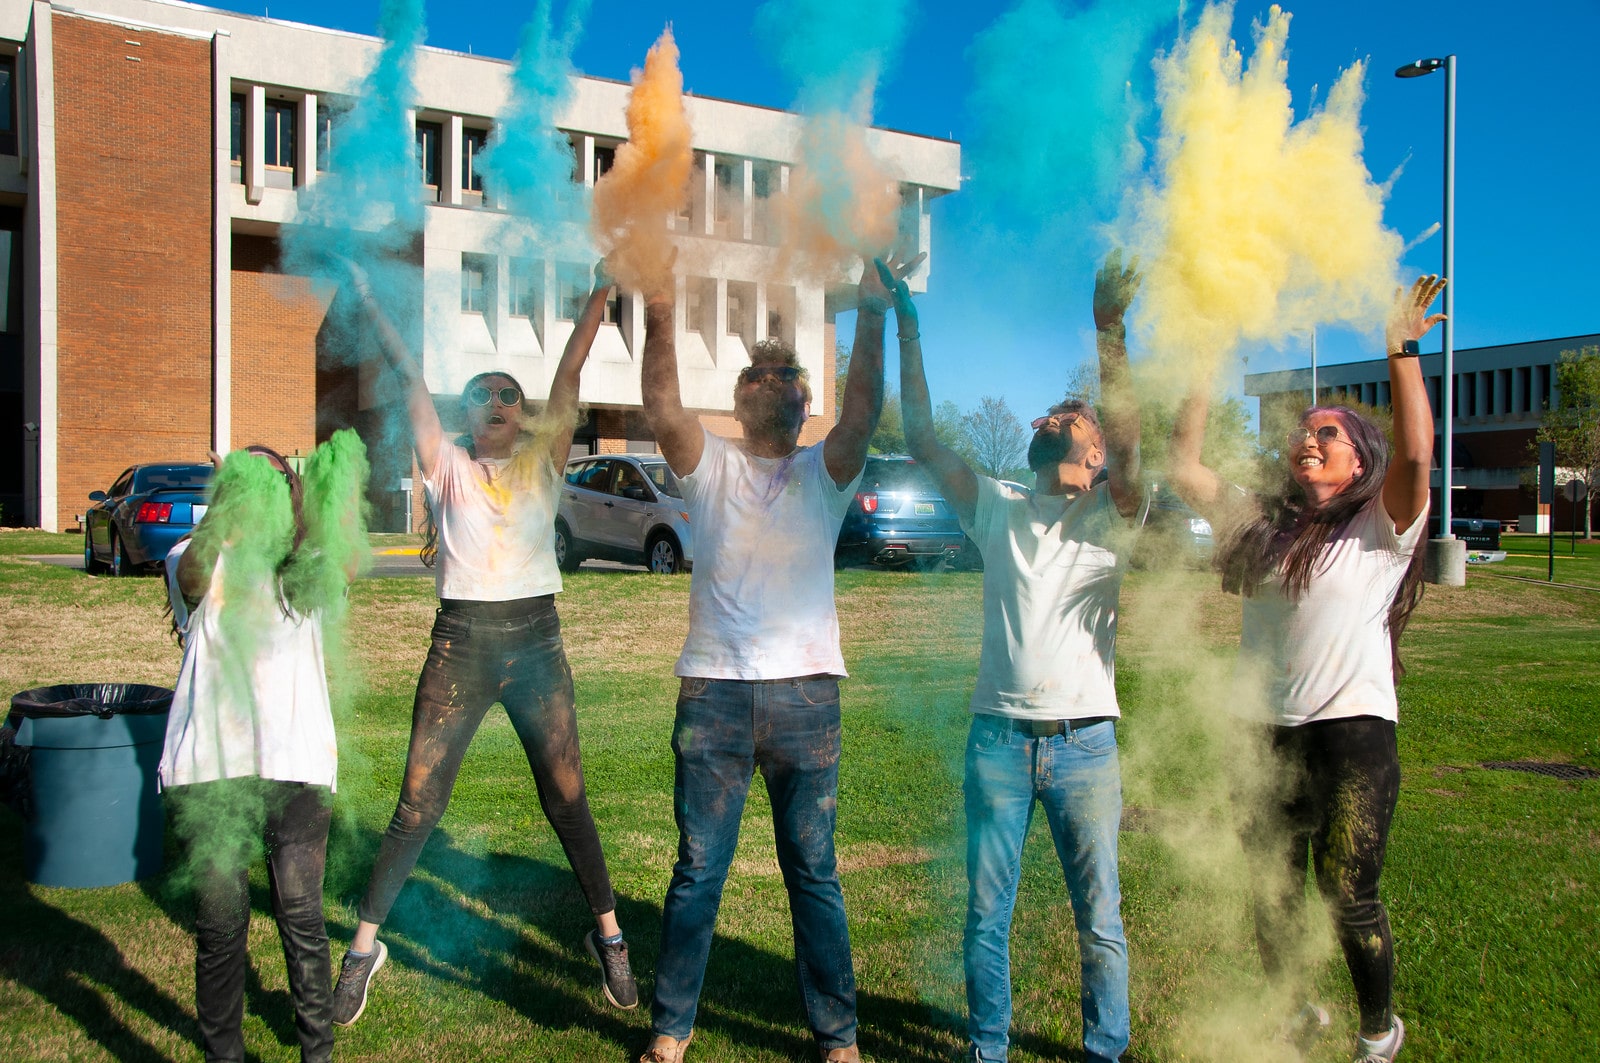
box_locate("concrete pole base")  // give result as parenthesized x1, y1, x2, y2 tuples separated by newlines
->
(1424, 536, 1467, 586)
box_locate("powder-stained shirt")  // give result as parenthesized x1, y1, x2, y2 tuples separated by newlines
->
(1238, 498, 1428, 727)
(963, 477, 1144, 721)
(159, 545, 338, 791)
(426, 439, 562, 602)
(675, 428, 862, 680)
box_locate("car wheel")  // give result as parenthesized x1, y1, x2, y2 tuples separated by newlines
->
(647, 533, 683, 575)
(554, 520, 584, 573)
(110, 531, 129, 577)
(83, 530, 104, 575)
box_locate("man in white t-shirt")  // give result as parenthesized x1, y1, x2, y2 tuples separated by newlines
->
(634, 253, 920, 1063)
(880, 253, 1144, 1063)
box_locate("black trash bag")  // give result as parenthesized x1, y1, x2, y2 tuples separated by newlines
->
(0, 721, 30, 819)
(10, 683, 174, 720)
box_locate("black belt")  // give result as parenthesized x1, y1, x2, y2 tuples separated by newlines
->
(977, 713, 1114, 737)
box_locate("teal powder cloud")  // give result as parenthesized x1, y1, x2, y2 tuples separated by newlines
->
(478, 0, 591, 258)
(754, 0, 908, 114)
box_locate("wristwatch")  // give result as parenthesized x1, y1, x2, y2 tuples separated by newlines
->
(1390, 339, 1420, 358)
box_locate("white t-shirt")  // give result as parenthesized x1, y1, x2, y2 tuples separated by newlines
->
(426, 439, 563, 602)
(1237, 498, 1428, 727)
(675, 429, 862, 679)
(159, 546, 338, 791)
(963, 477, 1144, 720)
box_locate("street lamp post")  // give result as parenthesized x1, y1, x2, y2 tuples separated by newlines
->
(1396, 54, 1466, 586)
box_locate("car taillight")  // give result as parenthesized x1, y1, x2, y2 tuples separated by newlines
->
(856, 492, 878, 514)
(136, 502, 173, 523)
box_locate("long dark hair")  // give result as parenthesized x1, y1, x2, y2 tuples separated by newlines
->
(420, 371, 528, 568)
(1216, 405, 1426, 679)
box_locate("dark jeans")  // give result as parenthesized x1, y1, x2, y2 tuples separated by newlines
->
(169, 779, 334, 1063)
(651, 676, 857, 1051)
(357, 597, 616, 925)
(1241, 717, 1400, 1035)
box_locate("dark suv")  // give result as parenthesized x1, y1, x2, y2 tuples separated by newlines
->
(835, 456, 967, 568)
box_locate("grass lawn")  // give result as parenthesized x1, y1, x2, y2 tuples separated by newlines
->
(0, 532, 1595, 1061)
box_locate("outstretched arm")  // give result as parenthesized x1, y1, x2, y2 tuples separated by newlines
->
(1094, 251, 1143, 518)
(1382, 275, 1446, 532)
(344, 260, 444, 478)
(1166, 380, 1227, 521)
(544, 264, 615, 469)
(824, 253, 925, 487)
(878, 257, 978, 523)
(640, 284, 704, 478)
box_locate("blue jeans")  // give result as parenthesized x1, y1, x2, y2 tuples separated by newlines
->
(650, 676, 857, 1051)
(964, 715, 1129, 1063)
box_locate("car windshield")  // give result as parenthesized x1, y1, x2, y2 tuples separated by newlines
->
(132, 465, 212, 492)
(861, 459, 935, 494)
(639, 461, 682, 499)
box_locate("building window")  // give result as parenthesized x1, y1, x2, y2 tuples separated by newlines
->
(264, 100, 295, 170)
(229, 93, 245, 170)
(462, 129, 487, 193)
(752, 161, 779, 243)
(0, 55, 14, 156)
(1517, 365, 1532, 412)
(316, 103, 333, 172)
(556, 263, 588, 322)
(461, 255, 490, 314)
(603, 288, 623, 325)
(416, 120, 442, 188)
(714, 159, 741, 238)
(594, 144, 615, 182)
(509, 259, 539, 318)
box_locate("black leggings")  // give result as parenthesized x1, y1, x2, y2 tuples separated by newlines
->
(1241, 717, 1400, 1036)
(170, 780, 334, 1063)
(357, 597, 616, 925)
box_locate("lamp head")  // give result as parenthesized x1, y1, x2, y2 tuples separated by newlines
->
(1395, 57, 1445, 78)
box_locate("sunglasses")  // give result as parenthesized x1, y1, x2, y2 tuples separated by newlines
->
(738, 365, 803, 386)
(1031, 411, 1085, 431)
(467, 385, 523, 407)
(1287, 425, 1353, 449)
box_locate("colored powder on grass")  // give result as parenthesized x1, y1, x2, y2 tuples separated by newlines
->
(1122, 1, 1401, 395)
(591, 28, 693, 298)
(478, 0, 591, 259)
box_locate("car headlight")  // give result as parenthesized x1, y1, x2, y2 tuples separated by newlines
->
(1189, 517, 1213, 536)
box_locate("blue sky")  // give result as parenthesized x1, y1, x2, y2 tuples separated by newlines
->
(212, 0, 1598, 421)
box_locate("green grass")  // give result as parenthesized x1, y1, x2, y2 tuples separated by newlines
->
(1490, 534, 1600, 589)
(0, 550, 1595, 1061)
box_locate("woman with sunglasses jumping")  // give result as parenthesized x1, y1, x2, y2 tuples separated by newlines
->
(330, 261, 638, 1025)
(1166, 276, 1446, 1063)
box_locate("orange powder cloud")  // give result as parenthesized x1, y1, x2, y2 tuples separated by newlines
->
(591, 28, 693, 297)
(774, 104, 904, 282)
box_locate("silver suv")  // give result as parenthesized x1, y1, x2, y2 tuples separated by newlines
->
(556, 454, 694, 574)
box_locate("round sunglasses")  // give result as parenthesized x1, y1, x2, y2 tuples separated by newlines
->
(467, 385, 523, 407)
(1287, 425, 1354, 449)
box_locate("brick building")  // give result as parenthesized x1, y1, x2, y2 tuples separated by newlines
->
(1, 0, 960, 530)
(1244, 333, 1600, 529)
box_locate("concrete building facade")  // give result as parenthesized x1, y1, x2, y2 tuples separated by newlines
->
(1244, 333, 1600, 529)
(0, 0, 961, 530)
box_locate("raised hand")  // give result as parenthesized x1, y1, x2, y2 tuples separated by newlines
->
(1093, 249, 1141, 331)
(864, 250, 926, 322)
(1386, 274, 1447, 355)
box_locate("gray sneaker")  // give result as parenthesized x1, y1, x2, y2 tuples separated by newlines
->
(585, 929, 639, 1009)
(331, 940, 387, 1027)
(1277, 1002, 1332, 1053)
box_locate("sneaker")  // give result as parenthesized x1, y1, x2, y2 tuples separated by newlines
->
(1354, 1017, 1405, 1063)
(639, 1031, 693, 1063)
(1277, 1002, 1332, 1053)
(331, 940, 387, 1027)
(822, 1045, 861, 1062)
(585, 929, 639, 1009)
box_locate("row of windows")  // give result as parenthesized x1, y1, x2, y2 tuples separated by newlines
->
(1319, 364, 1556, 419)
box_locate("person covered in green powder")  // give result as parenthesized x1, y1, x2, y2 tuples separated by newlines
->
(160, 433, 369, 1063)
(330, 259, 637, 1025)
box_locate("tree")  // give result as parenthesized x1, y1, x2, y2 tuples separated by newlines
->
(962, 395, 1027, 478)
(1537, 345, 1600, 539)
(834, 343, 905, 454)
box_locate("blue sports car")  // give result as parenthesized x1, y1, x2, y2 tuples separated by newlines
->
(84, 463, 213, 575)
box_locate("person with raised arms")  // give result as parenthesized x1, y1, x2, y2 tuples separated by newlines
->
(1164, 276, 1444, 1063)
(330, 260, 638, 1025)
(882, 252, 1145, 1063)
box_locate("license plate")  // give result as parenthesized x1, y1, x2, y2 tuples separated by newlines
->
(914, 502, 934, 515)
(192, 505, 208, 523)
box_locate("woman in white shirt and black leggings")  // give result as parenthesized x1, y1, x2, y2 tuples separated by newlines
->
(330, 261, 637, 1026)
(1167, 276, 1446, 1063)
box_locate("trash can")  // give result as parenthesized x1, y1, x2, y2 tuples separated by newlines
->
(7, 683, 172, 888)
